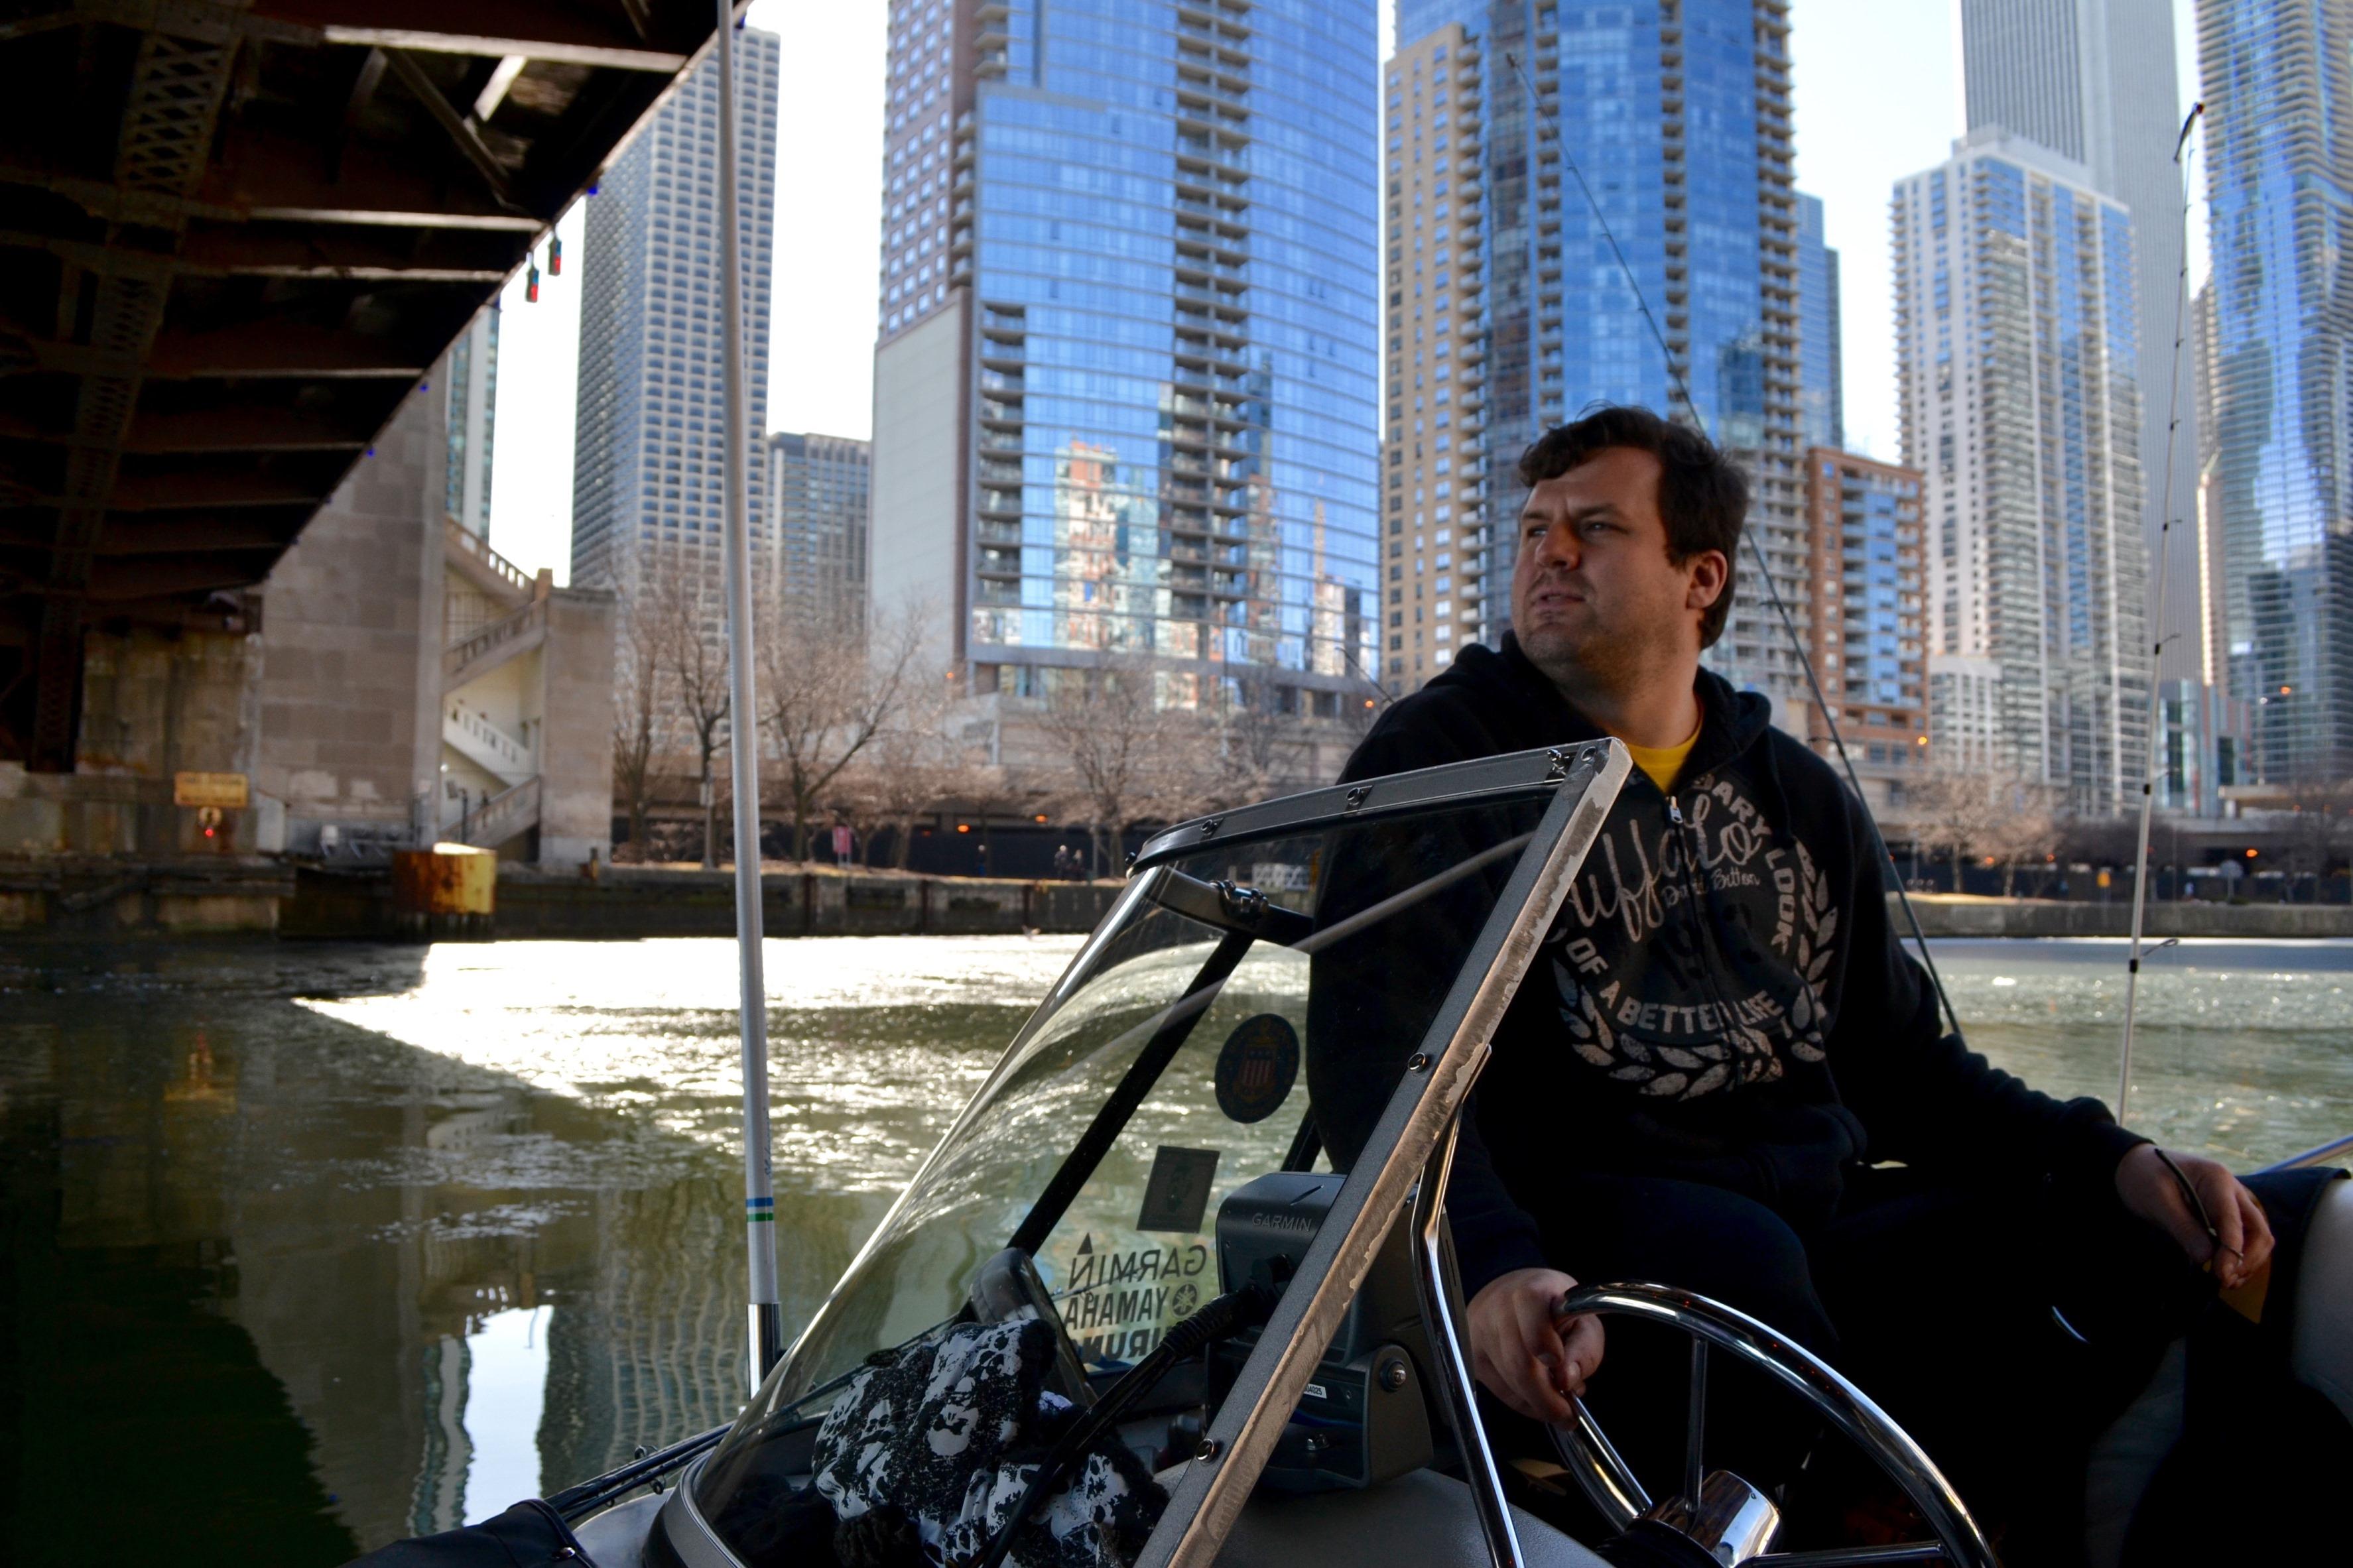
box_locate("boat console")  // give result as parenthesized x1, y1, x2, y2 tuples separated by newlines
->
(533, 743, 2350, 1568)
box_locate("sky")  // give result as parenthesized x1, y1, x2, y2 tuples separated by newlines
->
(485, 1, 2203, 585)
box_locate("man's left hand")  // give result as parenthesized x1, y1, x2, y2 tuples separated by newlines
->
(2115, 1144, 2273, 1290)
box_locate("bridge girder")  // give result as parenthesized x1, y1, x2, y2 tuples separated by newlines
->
(0, 0, 731, 769)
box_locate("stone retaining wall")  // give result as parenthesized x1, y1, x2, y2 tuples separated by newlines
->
(1892, 894, 2353, 939)
(5, 860, 2342, 942)
(476, 867, 1123, 940)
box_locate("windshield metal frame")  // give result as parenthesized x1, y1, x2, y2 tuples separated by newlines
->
(1129, 742, 1613, 874)
(748, 739, 1627, 1451)
(1135, 737, 1629, 1568)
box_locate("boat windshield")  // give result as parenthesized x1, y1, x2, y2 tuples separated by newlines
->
(692, 745, 1625, 1555)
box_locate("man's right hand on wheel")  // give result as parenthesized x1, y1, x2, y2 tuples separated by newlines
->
(1466, 1266, 1606, 1423)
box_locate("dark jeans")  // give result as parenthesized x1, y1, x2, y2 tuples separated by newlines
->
(1521, 1166, 2208, 1565)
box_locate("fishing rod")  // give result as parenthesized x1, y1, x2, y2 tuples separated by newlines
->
(1501, 51, 1965, 1040)
(2116, 103, 2205, 1126)
(715, 0, 783, 1388)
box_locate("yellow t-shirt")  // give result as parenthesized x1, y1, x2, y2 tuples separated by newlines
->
(1621, 721, 1700, 793)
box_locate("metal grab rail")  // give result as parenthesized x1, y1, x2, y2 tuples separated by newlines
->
(545, 1423, 728, 1522)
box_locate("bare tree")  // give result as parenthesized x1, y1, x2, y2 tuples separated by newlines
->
(1906, 766, 2009, 893)
(1977, 782, 2064, 897)
(1210, 664, 1290, 802)
(837, 668, 962, 869)
(759, 605, 921, 861)
(610, 583, 666, 861)
(648, 566, 735, 868)
(2276, 774, 2353, 902)
(1033, 655, 1219, 876)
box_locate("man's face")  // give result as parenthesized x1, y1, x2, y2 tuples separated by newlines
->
(1509, 446, 1722, 690)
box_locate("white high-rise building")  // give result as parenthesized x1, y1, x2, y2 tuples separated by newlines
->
(570, 34, 781, 601)
(1960, 0, 2197, 685)
(1894, 127, 2149, 814)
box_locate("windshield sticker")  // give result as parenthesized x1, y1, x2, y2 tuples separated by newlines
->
(1058, 1233, 1212, 1364)
(1135, 1145, 1222, 1233)
(1214, 1012, 1300, 1124)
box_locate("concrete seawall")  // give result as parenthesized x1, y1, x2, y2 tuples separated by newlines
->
(1894, 894, 2353, 939)
(5, 860, 2347, 941)
(489, 866, 1124, 939)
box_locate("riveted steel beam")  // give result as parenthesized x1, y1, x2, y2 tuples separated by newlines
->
(28, 23, 236, 770)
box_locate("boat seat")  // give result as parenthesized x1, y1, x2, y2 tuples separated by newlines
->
(573, 1490, 661, 1568)
(2086, 1174, 2353, 1567)
(1214, 1467, 1610, 1568)
(2293, 1175, 2353, 1425)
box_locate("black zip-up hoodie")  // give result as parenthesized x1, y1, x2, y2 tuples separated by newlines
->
(1308, 634, 2146, 1296)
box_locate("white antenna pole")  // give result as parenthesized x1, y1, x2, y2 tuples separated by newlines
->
(714, 0, 781, 1386)
(2119, 103, 2204, 1125)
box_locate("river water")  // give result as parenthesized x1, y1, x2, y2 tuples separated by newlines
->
(1, 934, 2346, 1561)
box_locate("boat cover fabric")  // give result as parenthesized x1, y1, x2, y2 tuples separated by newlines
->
(342, 1498, 596, 1567)
(811, 1317, 1164, 1567)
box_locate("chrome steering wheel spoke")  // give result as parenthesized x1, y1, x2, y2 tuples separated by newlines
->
(1686, 1337, 1708, 1510)
(1545, 1282, 2000, 1568)
(1747, 1545, 1951, 1565)
(1553, 1392, 1650, 1524)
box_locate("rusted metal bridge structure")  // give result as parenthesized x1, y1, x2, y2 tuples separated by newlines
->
(0, 0, 730, 772)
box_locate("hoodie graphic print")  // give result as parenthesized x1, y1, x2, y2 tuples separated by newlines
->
(1551, 769, 1838, 1101)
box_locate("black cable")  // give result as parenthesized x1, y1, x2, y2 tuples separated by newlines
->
(1501, 50, 1964, 1040)
(966, 1283, 1279, 1568)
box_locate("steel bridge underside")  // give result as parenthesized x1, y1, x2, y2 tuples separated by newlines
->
(0, 0, 730, 771)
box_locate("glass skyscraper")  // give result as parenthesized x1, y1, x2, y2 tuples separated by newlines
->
(1384, 1, 1833, 715)
(1796, 193, 1842, 452)
(444, 306, 499, 538)
(867, 0, 1380, 705)
(571, 35, 780, 601)
(2197, 0, 2353, 784)
(1895, 128, 2148, 813)
(768, 432, 872, 631)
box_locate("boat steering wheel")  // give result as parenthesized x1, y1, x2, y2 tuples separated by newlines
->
(1545, 1282, 2001, 1568)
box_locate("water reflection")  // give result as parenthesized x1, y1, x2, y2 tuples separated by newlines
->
(461, 1307, 549, 1525)
(0, 934, 2343, 1562)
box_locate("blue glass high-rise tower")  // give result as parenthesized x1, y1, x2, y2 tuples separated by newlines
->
(868, 0, 1381, 707)
(2197, 0, 2353, 784)
(1796, 192, 1842, 451)
(1384, 1, 1828, 718)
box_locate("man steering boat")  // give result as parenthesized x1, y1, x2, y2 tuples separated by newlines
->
(1308, 405, 2276, 1563)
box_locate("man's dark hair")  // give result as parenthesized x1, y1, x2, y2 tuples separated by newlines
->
(1516, 404, 1746, 648)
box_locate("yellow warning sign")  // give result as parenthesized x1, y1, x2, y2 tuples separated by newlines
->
(174, 771, 249, 809)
